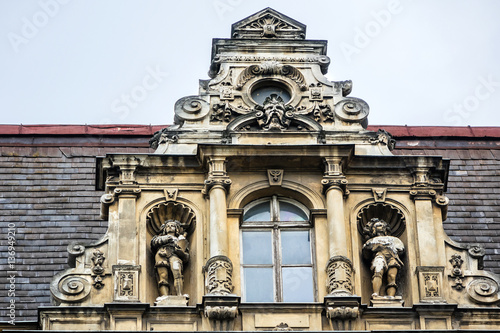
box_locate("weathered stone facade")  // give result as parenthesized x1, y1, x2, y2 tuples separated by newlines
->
(2, 8, 500, 332)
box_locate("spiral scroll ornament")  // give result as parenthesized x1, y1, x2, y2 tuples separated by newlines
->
(467, 278, 499, 304)
(51, 275, 91, 303)
(334, 98, 369, 123)
(174, 96, 210, 121)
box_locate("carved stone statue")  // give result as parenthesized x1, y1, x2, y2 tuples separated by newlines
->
(151, 220, 189, 297)
(362, 218, 404, 298)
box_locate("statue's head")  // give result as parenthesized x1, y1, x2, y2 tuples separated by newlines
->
(363, 218, 391, 239)
(160, 220, 181, 235)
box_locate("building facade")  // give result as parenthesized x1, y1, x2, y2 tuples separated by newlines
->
(2, 8, 500, 332)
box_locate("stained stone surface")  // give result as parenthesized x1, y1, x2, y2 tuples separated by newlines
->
(0, 125, 499, 322)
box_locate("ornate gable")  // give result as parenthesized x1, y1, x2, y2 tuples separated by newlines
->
(231, 7, 306, 39)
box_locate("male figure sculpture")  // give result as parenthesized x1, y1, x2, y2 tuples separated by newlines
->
(362, 218, 405, 297)
(151, 220, 189, 297)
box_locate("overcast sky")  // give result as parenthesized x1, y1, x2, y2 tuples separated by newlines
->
(1, 0, 499, 127)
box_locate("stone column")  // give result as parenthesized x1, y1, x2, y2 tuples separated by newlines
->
(410, 166, 447, 303)
(322, 158, 359, 328)
(111, 156, 142, 302)
(321, 158, 353, 296)
(202, 157, 239, 331)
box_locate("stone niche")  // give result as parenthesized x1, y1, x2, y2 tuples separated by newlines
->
(356, 202, 408, 306)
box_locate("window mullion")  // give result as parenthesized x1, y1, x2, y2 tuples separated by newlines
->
(274, 228, 283, 302)
(271, 195, 279, 221)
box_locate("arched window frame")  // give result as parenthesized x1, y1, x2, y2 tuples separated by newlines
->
(240, 195, 317, 303)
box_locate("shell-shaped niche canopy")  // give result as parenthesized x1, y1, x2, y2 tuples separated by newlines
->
(357, 203, 406, 239)
(146, 201, 196, 236)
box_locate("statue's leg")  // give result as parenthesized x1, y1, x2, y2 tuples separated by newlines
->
(156, 267, 170, 296)
(371, 270, 383, 297)
(385, 267, 398, 296)
(371, 256, 386, 297)
(170, 257, 184, 296)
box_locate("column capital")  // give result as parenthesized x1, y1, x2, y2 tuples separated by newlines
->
(322, 178, 348, 195)
(204, 156, 231, 194)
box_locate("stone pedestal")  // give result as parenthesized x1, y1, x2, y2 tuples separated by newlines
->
(154, 295, 189, 307)
(370, 295, 404, 307)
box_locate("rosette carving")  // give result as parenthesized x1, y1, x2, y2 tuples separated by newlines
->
(51, 275, 91, 303)
(334, 98, 369, 123)
(467, 278, 499, 304)
(174, 96, 210, 121)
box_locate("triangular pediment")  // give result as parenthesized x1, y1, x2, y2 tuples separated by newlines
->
(231, 7, 306, 39)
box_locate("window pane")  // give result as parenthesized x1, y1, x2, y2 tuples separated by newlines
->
(279, 201, 308, 221)
(242, 231, 272, 264)
(281, 230, 311, 264)
(282, 267, 314, 302)
(243, 201, 271, 222)
(244, 267, 274, 302)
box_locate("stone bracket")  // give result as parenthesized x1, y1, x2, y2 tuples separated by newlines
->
(112, 265, 141, 302)
(203, 294, 240, 331)
(324, 295, 360, 331)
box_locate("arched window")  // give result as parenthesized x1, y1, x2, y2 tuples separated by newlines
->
(241, 195, 315, 302)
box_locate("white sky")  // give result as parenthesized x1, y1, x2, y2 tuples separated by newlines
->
(1, 0, 499, 127)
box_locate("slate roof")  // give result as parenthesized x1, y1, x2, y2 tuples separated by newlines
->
(0, 124, 499, 322)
